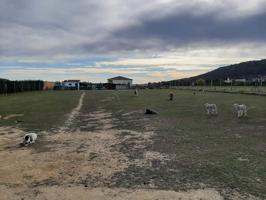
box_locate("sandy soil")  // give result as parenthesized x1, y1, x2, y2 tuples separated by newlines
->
(0, 93, 259, 200)
(1, 186, 224, 200)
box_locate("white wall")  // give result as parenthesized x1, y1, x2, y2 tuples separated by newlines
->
(112, 79, 132, 85)
(116, 85, 128, 90)
(63, 82, 80, 89)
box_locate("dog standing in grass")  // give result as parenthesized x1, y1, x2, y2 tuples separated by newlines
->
(204, 103, 218, 115)
(233, 103, 247, 118)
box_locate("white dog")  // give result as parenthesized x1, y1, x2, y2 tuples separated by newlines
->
(204, 103, 218, 115)
(233, 104, 247, 118)
(23, 133, 38, 146)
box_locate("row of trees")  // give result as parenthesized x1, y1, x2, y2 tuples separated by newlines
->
(0, 79, 44, 95)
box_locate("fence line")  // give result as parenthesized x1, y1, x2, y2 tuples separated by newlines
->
(0, 80, 44, 95)
(177, 86, 266, 96)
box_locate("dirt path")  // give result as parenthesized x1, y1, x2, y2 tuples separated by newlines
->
(59, 92, 85, 131)
(0, 94, 257, 199)
(1, 186, 224, 200)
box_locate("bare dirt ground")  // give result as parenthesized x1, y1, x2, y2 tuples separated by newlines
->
(0, 93, 262, 200)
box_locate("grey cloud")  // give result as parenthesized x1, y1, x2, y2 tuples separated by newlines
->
(0, 0, 266, 58)
(109, 13, 266, 52)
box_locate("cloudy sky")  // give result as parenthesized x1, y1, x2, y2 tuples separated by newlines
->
(0, 0, 266, 83)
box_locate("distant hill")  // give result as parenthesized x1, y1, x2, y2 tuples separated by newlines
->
(183, 59, 266, 82)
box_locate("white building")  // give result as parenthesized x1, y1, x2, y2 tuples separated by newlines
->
(108, 76, 133, 89)
(252, 76, 266, 82)
(62, 80, 80, 90)
(224, 77, 232, 84)
(235, 79, 247, 83)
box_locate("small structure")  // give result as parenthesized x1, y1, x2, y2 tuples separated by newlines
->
(235, 79, 247, 83)
(224, 78, 232, 84)
(108, 76, 133, 90)
(53, 81, 62, 90)
(62, 80, 80, 90)
(43, 81, 55, 90)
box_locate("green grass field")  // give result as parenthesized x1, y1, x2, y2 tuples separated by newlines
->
(0, 89, 265, 199)
(86, 89, 266, 197)
(0, 91, 81, 131)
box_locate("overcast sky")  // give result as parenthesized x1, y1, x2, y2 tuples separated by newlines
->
(0, 0, 266, 83)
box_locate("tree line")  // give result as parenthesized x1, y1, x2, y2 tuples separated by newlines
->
(0, 79, 44, 95)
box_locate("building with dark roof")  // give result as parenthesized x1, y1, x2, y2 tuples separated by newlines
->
(107, 76, 133, 89)
(62, 80, 80, 90)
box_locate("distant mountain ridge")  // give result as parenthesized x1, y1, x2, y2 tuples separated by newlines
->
(183, 59, 266, 81)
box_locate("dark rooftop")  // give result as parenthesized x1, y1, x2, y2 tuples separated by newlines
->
(108, 76, 132, 81)
(63, 80, 80, 82)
